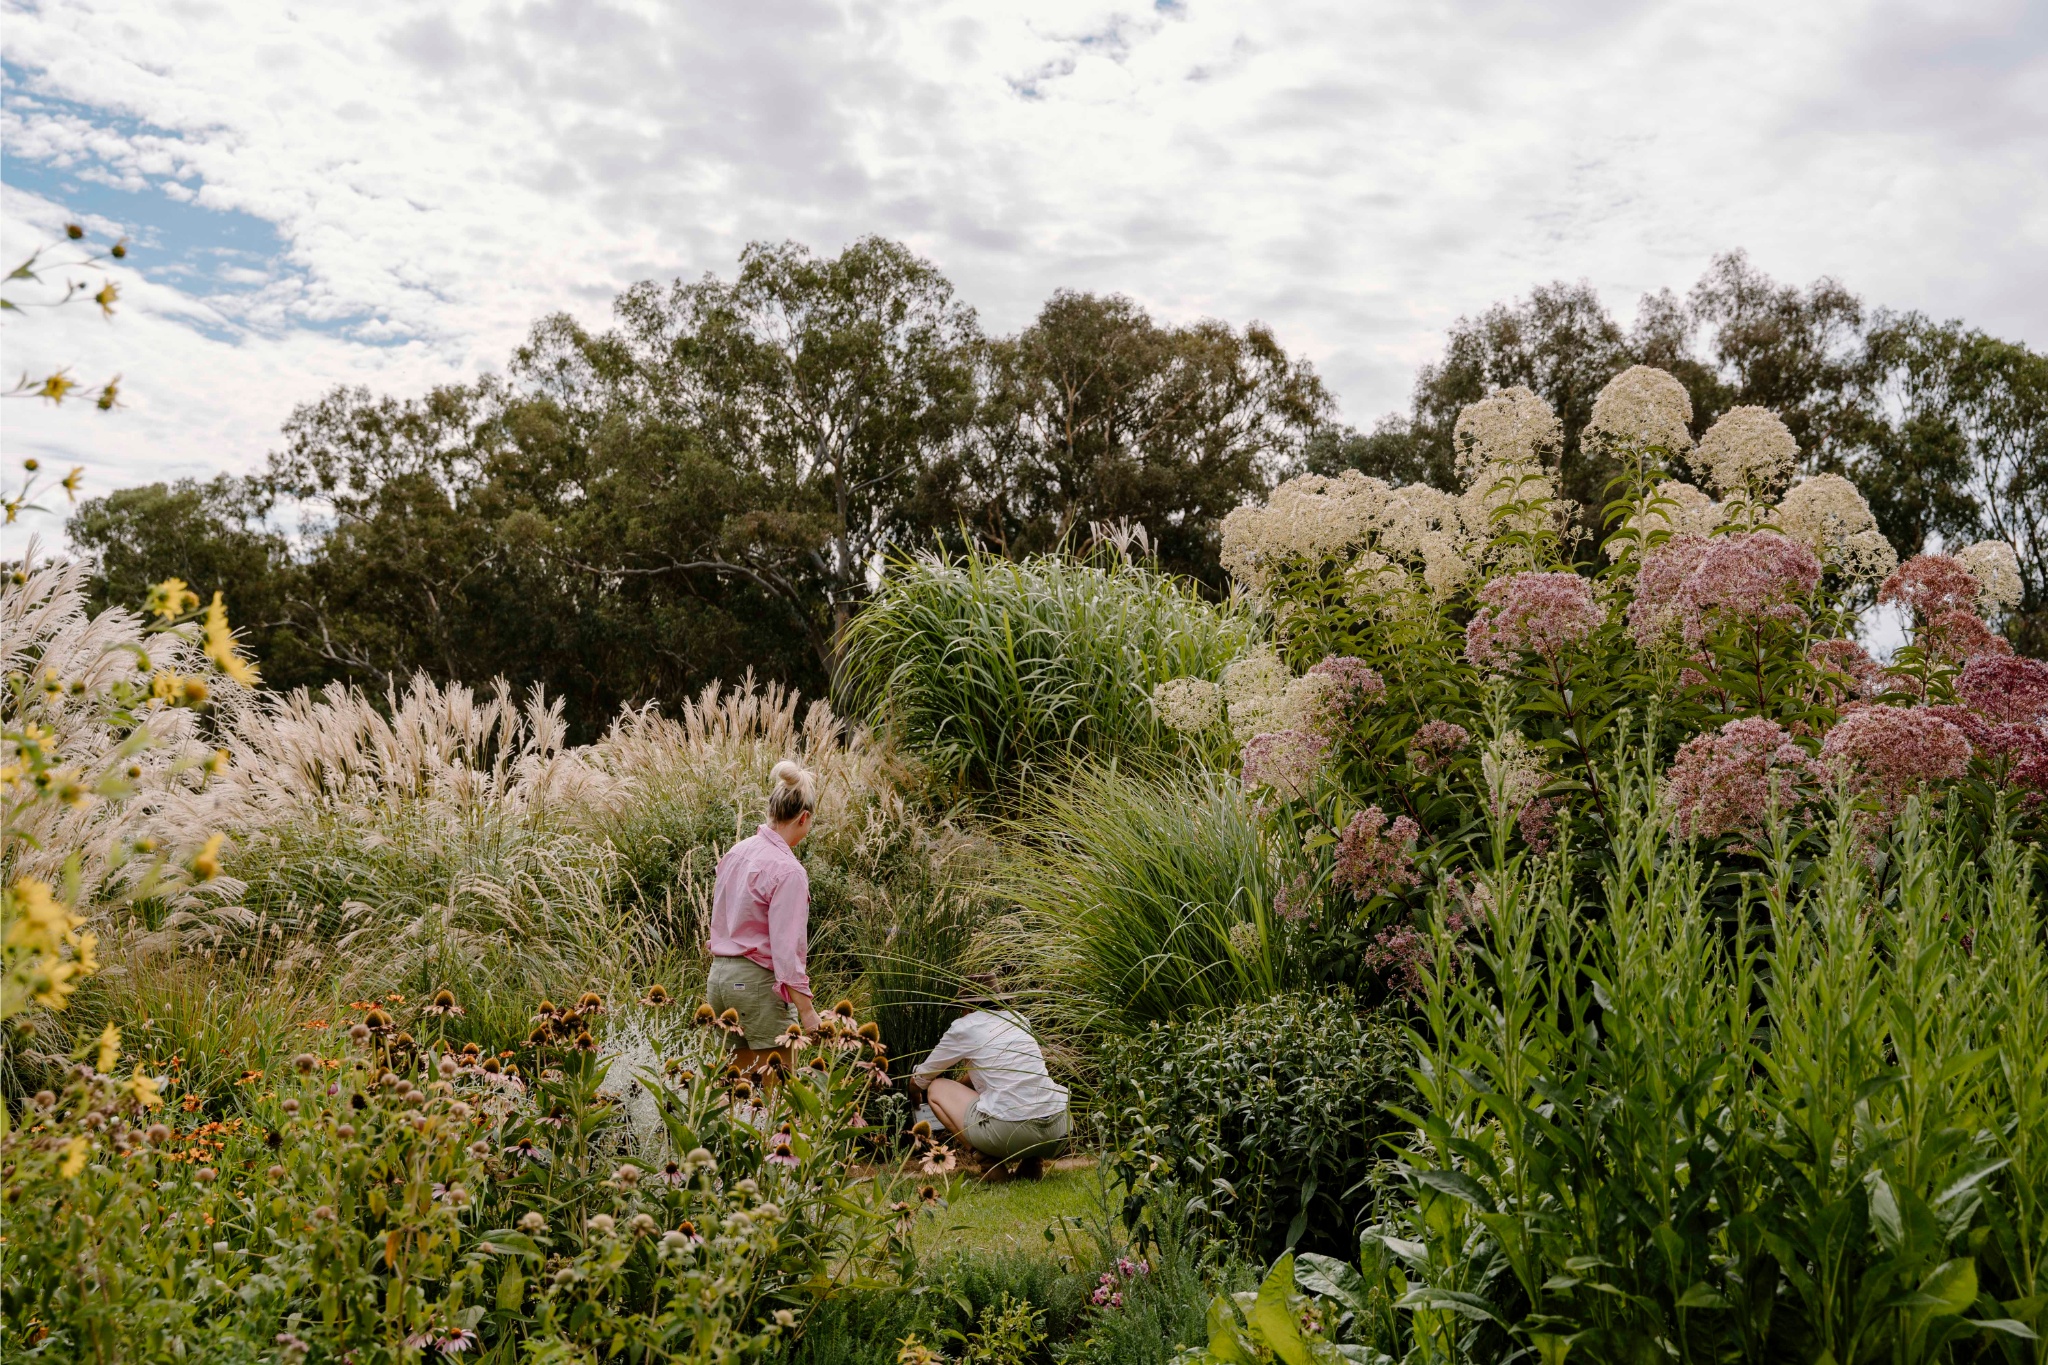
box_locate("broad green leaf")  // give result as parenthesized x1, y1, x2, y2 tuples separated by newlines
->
(1675, 1282, 1728, 1310)
(496, 1267, 523, 1311)
(1250, 1253, 1314, 1365)
(1206, 1294, 1255, 1363)
(1531, 1333, 1572, 1365)
(1920, 1259, 1978, 1317)
(1295, 1252, 1366, 1309)
(1411, 1168, 1496, 1212)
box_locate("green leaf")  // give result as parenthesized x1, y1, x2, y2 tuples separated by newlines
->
(1866, 1170, 1903, 1251)
(1205, 1295, 1254, 1363)
(1250, 1254, 1314, 1365)
(1410, 1168, 1496, 1212)
(1530, 1333, 1572, 1365)
(496, 1267, 523, 1312)
(1675, 1282, 1728, 1310)
(1295, 1252, 1365, 1310)
(1920, 1259, 1979, 1317)
(1395, 1288, 1503, 1323)
(1967, 1319, 2039, 1340)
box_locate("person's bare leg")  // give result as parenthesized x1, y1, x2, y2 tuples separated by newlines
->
(925, 1077, 977, 1139)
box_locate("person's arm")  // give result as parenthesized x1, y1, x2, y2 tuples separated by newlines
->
(911, 1016, 974, 1091)
(766, 866, 820, 1031)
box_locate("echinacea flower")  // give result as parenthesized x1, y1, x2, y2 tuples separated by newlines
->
(639, 985, 671, 1008)
(421, 989, 463, 1017)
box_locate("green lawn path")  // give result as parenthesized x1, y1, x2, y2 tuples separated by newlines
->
(913, 1164, 1105, 1258)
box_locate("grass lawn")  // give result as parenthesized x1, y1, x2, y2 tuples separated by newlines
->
(913, 1159, 1109, 1259)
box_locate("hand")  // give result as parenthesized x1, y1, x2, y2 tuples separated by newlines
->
(797, 1006, 823, 1034)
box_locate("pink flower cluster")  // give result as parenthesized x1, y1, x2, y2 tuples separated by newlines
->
(1364, 899, 1483, 997)
(1881, 553, 2012, 667)
(1241, 729, 1329, 800)
(1518, 796, 1563, 854)
(1331, 806, 1423, 901)
(1303, 655, 1387, 741)
(1931, 655, 2048, 799)
(1628, 532, 1821, 649)
(1408, 719, 1471, 775)
(1808, 638, 1883, 702)
(1880, 553, 1981, 616)
(1958, 655, 2048, 726)
(1665, 717, 1825, 842)
(1091, 1257, 1149, 1309)
(1820, 705, 1972, 818)
(1465, 572, 1605, 671)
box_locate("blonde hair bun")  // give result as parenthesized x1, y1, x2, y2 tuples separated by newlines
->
(767, 760, 818, 821)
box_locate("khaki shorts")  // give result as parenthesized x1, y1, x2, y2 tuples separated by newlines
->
(707, 955, 796, 1050)
(962, 1097, 1070, 1162)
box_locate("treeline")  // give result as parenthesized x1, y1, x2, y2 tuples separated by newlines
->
(72, 241, 2045, 731)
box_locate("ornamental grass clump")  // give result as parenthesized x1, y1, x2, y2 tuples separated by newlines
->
(838, 547, 1257, 794)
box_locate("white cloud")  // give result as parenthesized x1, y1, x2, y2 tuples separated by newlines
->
(2, 0, 2043, 532)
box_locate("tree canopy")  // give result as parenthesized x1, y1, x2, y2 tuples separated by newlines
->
(69, 243, 2045, 731)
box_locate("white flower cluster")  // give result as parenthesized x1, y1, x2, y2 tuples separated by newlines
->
(1613, 481, 1724, 554)
(1220, 470, 1483, 601)
(1774, 474, 1898, 584)
(1956, 539, 2023, 614)
(1695, 406, 1799, 501)
(1220, 649, 1330, 743)
(1586, 365, 1694, 456)
(1151, 676, 1224, 734)
(1452, 384, 1561, 484)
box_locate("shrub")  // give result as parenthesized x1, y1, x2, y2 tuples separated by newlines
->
(1100, 991, 1413, 1262)
(1152, 371, 2043, 950)
(839, 548, 1258, 795)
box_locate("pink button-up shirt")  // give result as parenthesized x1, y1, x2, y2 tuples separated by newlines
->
(707, 824, 812, 1002)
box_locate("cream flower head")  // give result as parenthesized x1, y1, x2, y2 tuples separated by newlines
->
(1587, 365, 1694, 456)
(1955, 539, 2023, 614)
(1452, 385, 1561, 484)
(1774, 474, 1897, 584)
(1694, 406, 1798, 500)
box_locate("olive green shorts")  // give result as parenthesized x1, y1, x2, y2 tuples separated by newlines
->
(962, 1097, 1070, 1162)
(707, 955, 797, 1050)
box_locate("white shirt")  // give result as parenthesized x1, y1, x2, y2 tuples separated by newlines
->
(913, 1009, 1070, 1122)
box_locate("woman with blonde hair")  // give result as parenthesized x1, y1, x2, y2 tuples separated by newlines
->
(707, 760, 822, 1070)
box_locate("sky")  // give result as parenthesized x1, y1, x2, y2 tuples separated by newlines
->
(3, 0, 2046, 547)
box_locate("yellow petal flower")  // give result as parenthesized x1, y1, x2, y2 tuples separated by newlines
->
(145, 578, 200, 621)
(61, 1135, 90, 1179)
(124, 1068, 164, 1109)
(201, 592, 260, 685)
(96, 1022, 122, 1074)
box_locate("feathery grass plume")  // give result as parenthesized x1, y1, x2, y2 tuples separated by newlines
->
(839, 547, 1257, 794)
(2, 546, 245, 898)
(995, 764, 1298, 1034)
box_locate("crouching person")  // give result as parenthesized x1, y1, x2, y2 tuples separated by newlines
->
(910, 976, 1070, 1179)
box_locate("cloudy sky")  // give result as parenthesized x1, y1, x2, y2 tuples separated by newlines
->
(4, 0, 2045, 540)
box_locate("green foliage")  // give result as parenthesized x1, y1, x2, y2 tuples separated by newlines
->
(840, 548, 1258, 794)
(2, 998, 913, 1361)
(1101, 993, 1414, 1261)
(1378, 776, 2048, 1361)
(997, 765, 1298, 1034)
(972, 289, 1331, 589)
